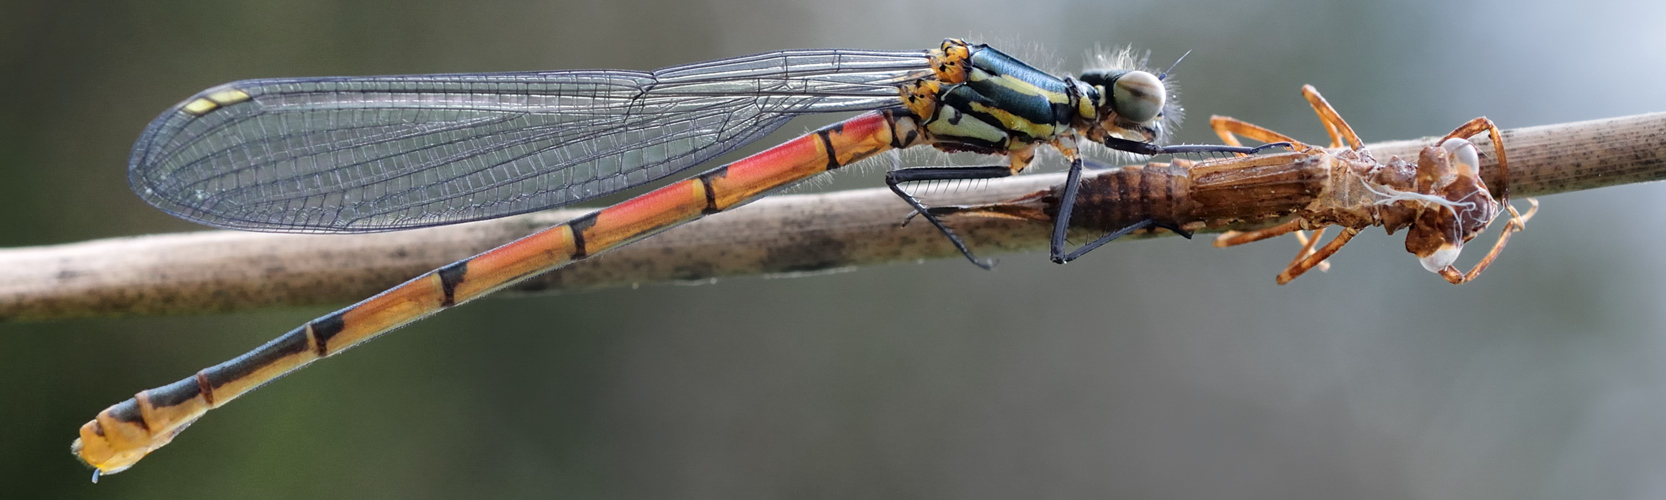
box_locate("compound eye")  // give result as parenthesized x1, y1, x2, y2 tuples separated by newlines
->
(1441, 138, 1480, 175)
(1418, 244, 1462, 273)
(1111, 71, 1165, 124)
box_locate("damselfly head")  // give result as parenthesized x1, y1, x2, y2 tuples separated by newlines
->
(1086, 70, 1164, 125)
(1079, 47, 1182, 146)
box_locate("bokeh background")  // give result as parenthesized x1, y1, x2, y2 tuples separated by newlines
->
(5, 0, 1666, 498)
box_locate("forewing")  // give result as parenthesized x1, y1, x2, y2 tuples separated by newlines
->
(130, 49, 931, 232)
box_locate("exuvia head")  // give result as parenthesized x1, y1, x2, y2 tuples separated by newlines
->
(1438, 138, 1501, 243)
(1409, 138, 1501, 273)
(1076, 48, 1182, 145)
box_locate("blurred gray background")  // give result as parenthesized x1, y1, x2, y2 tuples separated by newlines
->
(5, 0, 1666, 498)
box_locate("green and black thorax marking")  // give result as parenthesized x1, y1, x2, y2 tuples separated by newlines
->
(921, 44, 1097, 154)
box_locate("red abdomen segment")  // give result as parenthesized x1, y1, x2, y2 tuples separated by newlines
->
(74, 109, 920, 476)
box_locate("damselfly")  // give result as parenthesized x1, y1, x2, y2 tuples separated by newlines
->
(928, 85, 1535, 284)
(73, 39, 1267, 479)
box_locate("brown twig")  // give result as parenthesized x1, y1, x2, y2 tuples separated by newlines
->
(2, 112, 1663, 320)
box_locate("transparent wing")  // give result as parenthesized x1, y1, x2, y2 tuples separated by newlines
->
(130, 48, 932, 232)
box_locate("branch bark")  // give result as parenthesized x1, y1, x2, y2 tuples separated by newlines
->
(3, 112, 1663, 320)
